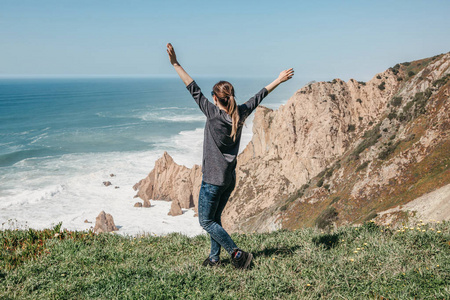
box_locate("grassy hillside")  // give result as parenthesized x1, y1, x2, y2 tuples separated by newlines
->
(1, 222, 449, 299)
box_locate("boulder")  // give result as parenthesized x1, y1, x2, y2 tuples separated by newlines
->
(134, 202, 143, 207)
(143, 199, 151, 207)
(94, 211, 118, 233)
(168, 200, 183, 216)
(103, 181, 112, 187)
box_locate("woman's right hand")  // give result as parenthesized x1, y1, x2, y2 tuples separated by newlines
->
(167, 43, 179, 66)
(277, 68, 294, 83)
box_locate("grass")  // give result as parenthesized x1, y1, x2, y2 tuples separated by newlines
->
(1, 222, 449, 299)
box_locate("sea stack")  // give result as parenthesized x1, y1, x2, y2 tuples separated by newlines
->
(94, 211, 118, 233)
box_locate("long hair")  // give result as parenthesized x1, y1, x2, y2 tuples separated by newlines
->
(212, 81, 240, 141)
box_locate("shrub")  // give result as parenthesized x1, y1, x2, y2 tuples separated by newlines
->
(317, 178, 324, 187)
(347, 124, 356, 132)
(408, 71, 415, 77)
(376, 75, 382, 79)
(397, 77, 403, 81)
(391, 96, 402, 107)
(358, 116, 363, 121)
(401, 61, 411, 66)
(330, 196, 340, 204)
(286, 187, 306, 203)
(356, 161, 369, 172)
(323, 184, 330, 190)
(378, 141, 400, 160)
(352, 123, 381, 158)
(325, 168, 333, 178)
(403, 101, 414, 113)
(412, 89, 432, 116)
(358, 81, 366, 86)
(356, 98, 362, 104)
(329, 94, 336, 101)
(397, 113, 407, 122)
(317, 169, 326, 178)
(432, 74, 450, 87)
(388, 112, 397, 120)
(315, 207, 338, 229)
(378, 82, 386, 90)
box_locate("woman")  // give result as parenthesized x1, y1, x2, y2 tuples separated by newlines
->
(167, 43, 294, 269)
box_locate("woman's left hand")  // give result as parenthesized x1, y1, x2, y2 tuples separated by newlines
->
(277, 68, 294, 83)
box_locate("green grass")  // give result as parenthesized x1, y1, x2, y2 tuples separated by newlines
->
(1, 222, 449, 299)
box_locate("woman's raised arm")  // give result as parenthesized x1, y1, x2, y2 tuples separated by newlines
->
(167, 43, 194, 86)
(265, 68, 295, 94)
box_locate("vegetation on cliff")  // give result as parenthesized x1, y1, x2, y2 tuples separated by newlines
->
(279, 52, 450, 230)
(1, 221, 449, 299)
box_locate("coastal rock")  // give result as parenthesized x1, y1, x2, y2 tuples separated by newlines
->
(133, 151, 201, 211)
(103, 181, 112, 187)
(84, 219, 91, 223)
(134, 202, 143, 207)
(168, 200, 183, 216)
(143, 200, 151, 208)
(93, 211, 118, 233)
(110, 173, 115, 177)
(135, 53, 450, 232)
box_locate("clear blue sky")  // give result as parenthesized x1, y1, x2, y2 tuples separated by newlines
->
(1, 0, 449, 81)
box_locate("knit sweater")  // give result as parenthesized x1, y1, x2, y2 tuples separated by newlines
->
(186, 80, 268, 186)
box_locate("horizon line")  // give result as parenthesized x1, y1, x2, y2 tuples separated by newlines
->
(0, 74, 278, 79)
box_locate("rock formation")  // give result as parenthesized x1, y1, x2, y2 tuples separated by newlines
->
(168, 200, 183, 216)
(94, 211, 118, 233)
(134, 52, 450, 232)
(133, 151, 202, 211)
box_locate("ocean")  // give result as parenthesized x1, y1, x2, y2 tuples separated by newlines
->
(0, 76, 294, 236)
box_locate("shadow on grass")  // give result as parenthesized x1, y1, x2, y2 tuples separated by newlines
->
(312, 232, 341, 250)
(217, 245, 302, 269)
(253, 245, 302, 258)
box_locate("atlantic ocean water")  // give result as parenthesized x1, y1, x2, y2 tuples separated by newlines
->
(0, 76, 292, 236)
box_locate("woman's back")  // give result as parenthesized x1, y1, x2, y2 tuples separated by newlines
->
(186, 80, 268, 186)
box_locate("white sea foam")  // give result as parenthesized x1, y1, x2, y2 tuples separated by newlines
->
(138, 111, 205, 123)
(0, 131, 208, 236)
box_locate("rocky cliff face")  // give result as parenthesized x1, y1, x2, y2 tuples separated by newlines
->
(134, 52, 450, 232)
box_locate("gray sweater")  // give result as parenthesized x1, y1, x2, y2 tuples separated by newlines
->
(186, 81, 268, 186)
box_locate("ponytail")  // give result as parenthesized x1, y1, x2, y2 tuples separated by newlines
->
(212, 81, 240, 141)
(227, 95, 240, 141)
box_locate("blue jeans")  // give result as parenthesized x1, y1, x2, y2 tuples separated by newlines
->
(198, 178, 238, 261)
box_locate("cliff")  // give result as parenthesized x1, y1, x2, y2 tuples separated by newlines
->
(134, 52, 450, 231)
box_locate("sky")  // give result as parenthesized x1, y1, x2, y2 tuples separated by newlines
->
(1, 0, 450, 82)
